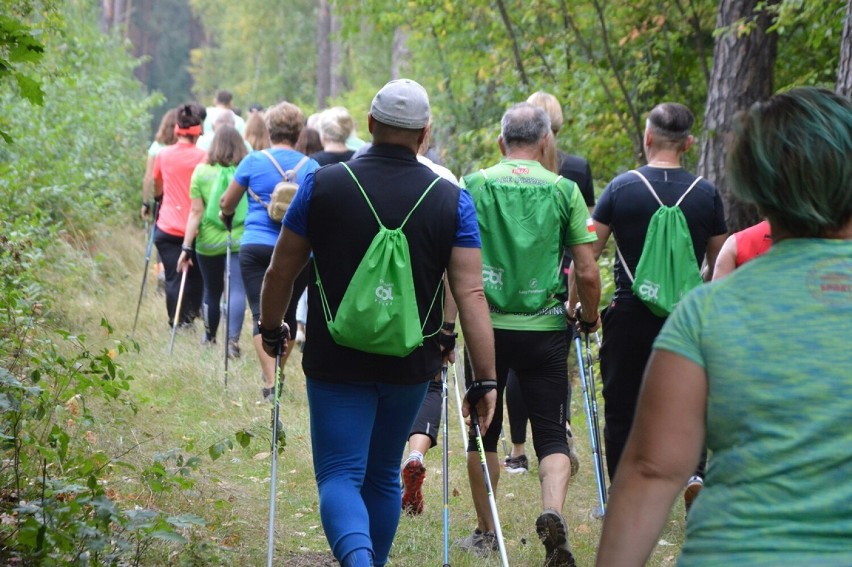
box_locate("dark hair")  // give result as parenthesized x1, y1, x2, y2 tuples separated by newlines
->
(207, 125, 247, 167)
(154, 109, 178, 145)
(728, 87, 852, 238)
(295, 127, 322, 156)
(176, 103, 203, 129)
(216, 90, 233, 105)
(646, 103, 694, 146)
(500, 102, 551, 149)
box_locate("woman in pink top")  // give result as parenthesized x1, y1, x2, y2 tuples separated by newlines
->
(153, 103, 208, 328)
(712, 220, 772, 280)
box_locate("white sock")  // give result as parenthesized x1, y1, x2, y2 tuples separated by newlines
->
(407, 450, 424, 464)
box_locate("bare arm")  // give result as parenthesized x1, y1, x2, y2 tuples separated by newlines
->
(219, 178, 247, 216)
(141, 154, 156, 220)
(702, 233, 727, 282)
(176, 197, 205, 273)
(711, 234, 738, 281)
(596, 350, 707, 566)
(441, 273, 458, 364)
(569, 220, 609, 312)
(446, 245, 496, 433)
(259, 227, 312, 336)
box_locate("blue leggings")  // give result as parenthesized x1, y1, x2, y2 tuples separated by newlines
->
(306, 378, 429, 567)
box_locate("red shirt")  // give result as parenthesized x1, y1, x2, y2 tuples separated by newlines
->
(735, 220, 772, 267)
(153, 141, 206, 237)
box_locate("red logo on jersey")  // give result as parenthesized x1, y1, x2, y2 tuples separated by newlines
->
(512, 167, 529, 175)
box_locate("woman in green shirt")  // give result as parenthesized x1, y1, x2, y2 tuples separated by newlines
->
(178, 125, 248, 357)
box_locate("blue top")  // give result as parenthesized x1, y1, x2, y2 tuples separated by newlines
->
(233, 148, 319, 247)
(285, 170, 481, 248)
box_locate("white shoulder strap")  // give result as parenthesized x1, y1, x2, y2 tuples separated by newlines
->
(480, 168, 488, 179)
(629, 169, 663, 206)
(261, 149, 288, 179)
(614, 240, 635, 284)
(675, 176, 703, 207)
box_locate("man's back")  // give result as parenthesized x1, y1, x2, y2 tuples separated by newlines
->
(594, 165, 727, 301)
(302, 144, 462, 382)
(463, 158, 595, 330)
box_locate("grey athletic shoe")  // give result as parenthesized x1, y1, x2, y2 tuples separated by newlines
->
(566, 423, 580, 478)
(536, 509, 576, 567)
(503, 454, 529, 474)
(455, 529, 498, 557)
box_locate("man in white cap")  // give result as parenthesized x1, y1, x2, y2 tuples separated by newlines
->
(259, 79, 497, 567)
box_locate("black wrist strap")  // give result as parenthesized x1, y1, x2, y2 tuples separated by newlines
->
(465, 379, 497, 406)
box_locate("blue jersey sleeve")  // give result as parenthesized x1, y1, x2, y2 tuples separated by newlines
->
(454, 189, 481, 248)
(283, 171, 315, 237)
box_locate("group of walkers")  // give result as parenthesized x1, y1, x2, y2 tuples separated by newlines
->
(140, 81, 851, 567)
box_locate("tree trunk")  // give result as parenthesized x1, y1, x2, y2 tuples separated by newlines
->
(100, 0, 113, 33)
(837, 0, 852, 97)
(390, 26, 410, 80)
(330, 11, 345, 99)
(316, 0, 331, 110)
(698, 0, 779, 233)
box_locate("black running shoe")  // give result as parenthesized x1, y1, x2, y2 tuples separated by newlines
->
(536, 509, 576, 567)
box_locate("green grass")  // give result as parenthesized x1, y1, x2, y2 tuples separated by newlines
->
(50, 224, 686, 565)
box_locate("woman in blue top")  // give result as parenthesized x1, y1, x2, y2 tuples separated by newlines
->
(219, 102, 319, 400)
(596, 88, 852, 566)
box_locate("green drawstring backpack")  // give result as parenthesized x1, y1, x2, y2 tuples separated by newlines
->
(315, 163, 444, 357)
(615, 170, 703, 317)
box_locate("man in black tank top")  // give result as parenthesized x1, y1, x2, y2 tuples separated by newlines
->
(258, 79, 497, 567)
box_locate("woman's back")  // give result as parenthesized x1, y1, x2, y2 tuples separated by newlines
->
(656, 238, 852, 565)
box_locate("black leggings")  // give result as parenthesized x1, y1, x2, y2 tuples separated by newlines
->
(466, 329, 569, 460)
(408, 378, 443, 447)
(240, 243, 308, 338)
(154, 228, 204, 326)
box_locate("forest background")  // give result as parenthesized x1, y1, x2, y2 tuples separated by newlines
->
(0, 0, 851, 564)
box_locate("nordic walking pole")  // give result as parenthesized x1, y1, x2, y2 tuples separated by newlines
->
(267, 340, 284, 567)
(132, 201, 159, 339)
(584, 331, 606, 506)
(223, 230, 231, 388)
(574, 332, 607, 516)
(168, 268, 188, 355)
(451, 345, 468, 451)
(441, 366, 451, 567)
(469, 403, 510, 567)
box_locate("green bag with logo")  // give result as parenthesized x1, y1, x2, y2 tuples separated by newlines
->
(615, 170, 703, 317)
(315, 163, 443, 357)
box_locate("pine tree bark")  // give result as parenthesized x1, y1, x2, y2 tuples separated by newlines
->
(698, 0, 779, 233)
(316, 0, 331, 110)
(390, 27, 410, 80)
(837, 0, 852, 97)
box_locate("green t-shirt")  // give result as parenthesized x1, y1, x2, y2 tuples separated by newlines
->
(189, 163, 247, 255)
(462, 159, 597, 331)
(655, 239, 852, 566)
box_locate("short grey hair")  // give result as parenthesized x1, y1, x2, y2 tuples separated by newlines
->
(501, 102, 551, 149)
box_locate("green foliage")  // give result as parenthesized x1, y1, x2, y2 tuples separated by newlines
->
(0, 226, 200, 564)
(189, 0, 318, 109)
(0, 1, 52, 143)
(0, 0, 158, 239)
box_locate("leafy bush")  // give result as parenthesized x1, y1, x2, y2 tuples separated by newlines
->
(0, 0, 158, 241)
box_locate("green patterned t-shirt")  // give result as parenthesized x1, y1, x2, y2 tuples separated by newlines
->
(655, 238, 852, 566)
